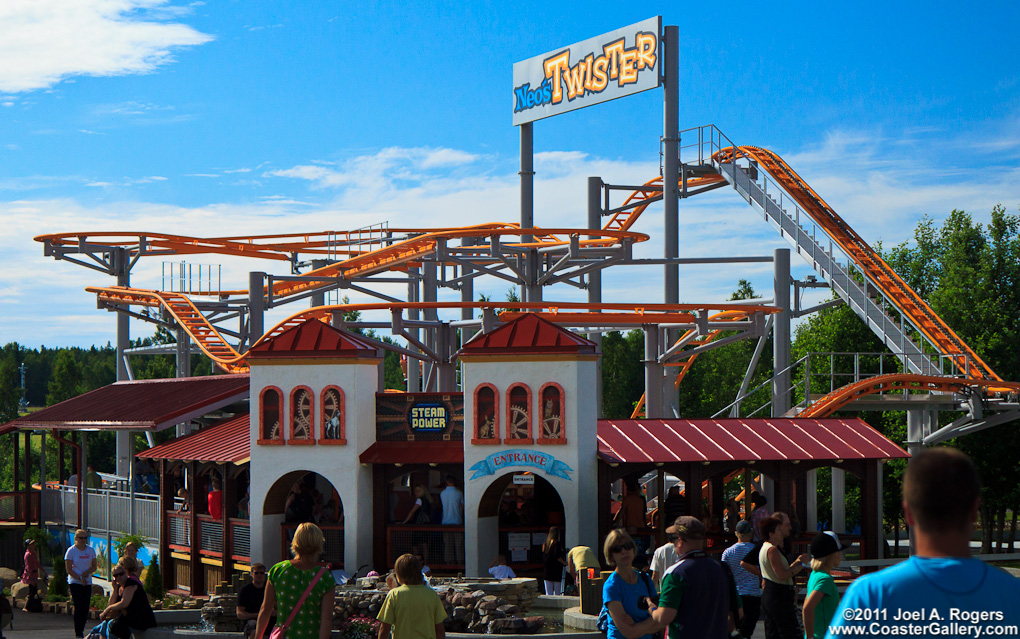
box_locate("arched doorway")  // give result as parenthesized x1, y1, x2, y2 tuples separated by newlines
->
(478, 472, 564, 574)
(264, 471, 344, 566)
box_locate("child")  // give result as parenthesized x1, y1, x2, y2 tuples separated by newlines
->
(803, 531, 846, 639)
(378, 554, 447, 639)
(488, 555, 516, 580)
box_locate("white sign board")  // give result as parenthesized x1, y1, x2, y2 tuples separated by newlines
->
(512, 16, 662, 126)
(512, 473, 535, 485)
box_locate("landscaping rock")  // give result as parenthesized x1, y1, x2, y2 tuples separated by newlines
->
(10, 582, 29, 601)
(0, 568, 18, 589)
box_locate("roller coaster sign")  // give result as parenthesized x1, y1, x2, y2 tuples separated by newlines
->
(512, 16, 661, 126)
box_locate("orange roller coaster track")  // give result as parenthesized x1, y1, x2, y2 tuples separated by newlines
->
(797, 374, 1020, 419)
(81, 297, 777, 374)
(714, 146, 998, 382)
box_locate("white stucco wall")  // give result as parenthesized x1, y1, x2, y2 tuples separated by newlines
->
(461, 356, 598, 577)
(248, 357, 380, 570)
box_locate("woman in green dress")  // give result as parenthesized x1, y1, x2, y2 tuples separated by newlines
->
(255, 523, 336, 639)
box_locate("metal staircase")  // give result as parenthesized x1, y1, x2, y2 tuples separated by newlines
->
(680, 124, 991, 380)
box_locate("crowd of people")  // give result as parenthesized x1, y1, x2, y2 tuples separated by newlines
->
(592, 448, 1020, 639)
(21, 447, 1020, 639)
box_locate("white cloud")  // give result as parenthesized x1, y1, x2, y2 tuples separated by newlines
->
(420, 148, 479, 169)
(266, 147, 483, 192)
(0, 0, 213, 93)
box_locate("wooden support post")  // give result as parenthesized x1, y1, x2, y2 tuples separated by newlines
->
(221, 465, 235, 584)
(189, 461, 202, 595)
(14, 432, 19, 494)
(655, 469, 666, 547)
(159, 459, 173, 594)
(685, 464, 701, 519)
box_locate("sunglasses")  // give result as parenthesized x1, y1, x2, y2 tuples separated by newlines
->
(609, 542, 635, 554)
(112, 572, 126, 578)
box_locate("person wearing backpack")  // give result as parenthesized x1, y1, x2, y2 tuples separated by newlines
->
(600, 529, 662, 639)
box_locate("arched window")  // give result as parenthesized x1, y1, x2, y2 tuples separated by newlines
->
(320, 386, 346, 445)
(505, 384, 533, 444)
(258, 386, 284, 445)
(538, 383, 566, 444)
(472, 384, 499, 444)
(289, 386, 315, 445)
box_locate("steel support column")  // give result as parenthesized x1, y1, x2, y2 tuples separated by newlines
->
(406, 266, 420, 392)
(587, 177, 604, 417)
(310, 260, 327, 308)
(662, 26, 679, 311)
(805, 468, 818, 533)
(831, 467, 846, 533)
(644, 326, 663, 419)
(115, 248, 132, 478)
(772, 248, 791, 417)
(249, 272, 265, 347)
(520, 122, 540, 302)
(423, 261, 438, 392)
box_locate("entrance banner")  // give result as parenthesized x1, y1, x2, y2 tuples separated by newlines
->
(512, 16, 662, 126)
(469, 449, 574, 480)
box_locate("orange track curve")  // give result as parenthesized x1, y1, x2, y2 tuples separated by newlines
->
(83, 299, 774, 374)
(715, 146, 998, 382)
(797, 374, 1020, 419)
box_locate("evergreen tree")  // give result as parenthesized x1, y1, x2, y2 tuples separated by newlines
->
(0, 356, 20, 423)
(46, 350, 83, 405)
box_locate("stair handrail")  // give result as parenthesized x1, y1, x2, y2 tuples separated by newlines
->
(681, 124, 978, 378)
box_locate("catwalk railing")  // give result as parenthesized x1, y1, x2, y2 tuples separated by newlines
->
(41, 485, 158, 539)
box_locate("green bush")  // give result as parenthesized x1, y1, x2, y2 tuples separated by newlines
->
(143, 554, 163, 600)
(49, 556, 68, 597)
(90, 594, 108, 610)
(44, 593, 69, 602)
(113, 533, 149, 559)
(23, 526, 53, 563)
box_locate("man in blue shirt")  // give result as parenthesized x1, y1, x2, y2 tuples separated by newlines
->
(827, 447, 1020, 639)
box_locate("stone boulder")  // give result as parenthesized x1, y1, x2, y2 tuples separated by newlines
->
(0, 568, 19, 589)
(10, 582, 30, 600)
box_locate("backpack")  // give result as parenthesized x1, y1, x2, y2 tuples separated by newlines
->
(597, 571, 657, 635)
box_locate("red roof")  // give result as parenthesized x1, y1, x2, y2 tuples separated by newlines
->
(3, 375, 250, 431)
(137, 414, 250, 464)
(459, 313, 597, 356)
(249, 319, 380, 359)
(597, 418, 908, 464)
(359, 441, 464, 465)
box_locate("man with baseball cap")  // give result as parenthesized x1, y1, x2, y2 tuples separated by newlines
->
(635, 516, 741, 639)
(827, 448, 1020, 638)
(722, 520, 761, 638)
(649, 523, 680, 589)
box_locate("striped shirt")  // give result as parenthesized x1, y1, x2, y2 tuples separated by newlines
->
(721, 541, 761, 596)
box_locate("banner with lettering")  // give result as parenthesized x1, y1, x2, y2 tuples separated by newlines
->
(469, 449, 574, 481)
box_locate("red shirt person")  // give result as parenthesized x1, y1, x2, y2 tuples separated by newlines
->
(208, 477, 223, 519)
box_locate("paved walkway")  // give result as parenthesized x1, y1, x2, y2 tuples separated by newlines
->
(5, 609, 76, 639)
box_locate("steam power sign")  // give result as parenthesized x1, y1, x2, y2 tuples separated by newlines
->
(410, 404, 448, 431)
(512, 16, 661, 126)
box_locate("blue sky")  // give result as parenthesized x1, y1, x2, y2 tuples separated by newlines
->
(2, 1, 1019, 348)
